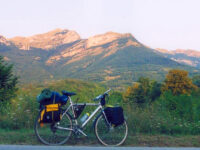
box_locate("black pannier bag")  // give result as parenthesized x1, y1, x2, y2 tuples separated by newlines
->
(40, 103, 61, 123)
(74, 104, 86, 119)
(104, 107, 124, 127)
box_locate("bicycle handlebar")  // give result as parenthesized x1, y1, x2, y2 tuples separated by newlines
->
(104, 89, 111, 95)
(93, 89, 111, 101)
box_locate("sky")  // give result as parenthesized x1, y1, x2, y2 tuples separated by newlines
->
(0, 0, 200, 50)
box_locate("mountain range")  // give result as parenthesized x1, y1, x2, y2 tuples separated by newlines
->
(0, 29, 199, 87)
(155, 48, 200, 68)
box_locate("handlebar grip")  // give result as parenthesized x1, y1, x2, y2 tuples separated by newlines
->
(93, 89, 111, 101)
(104, 89, 111, 95)
(93, 95, 103, 101)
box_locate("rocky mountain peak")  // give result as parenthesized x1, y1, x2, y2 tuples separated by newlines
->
(155, 48, 200, 67)
(86, 32, 137, 48)
(156, 48, 200, 58)
(155, 48, 173, 54)
(174, 49, 200, 57)
(0, 35, 10, 46)
(9, 29, 80, 50)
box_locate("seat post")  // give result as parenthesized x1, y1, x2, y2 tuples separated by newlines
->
(68, 96, 73, 105)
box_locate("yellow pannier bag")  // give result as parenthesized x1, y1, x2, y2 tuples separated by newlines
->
(39, 103, 61, 123)
(46, 104, 59, 112)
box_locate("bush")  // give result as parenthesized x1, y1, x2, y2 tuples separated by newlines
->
(158, 91, 194, 121)
(123, 77, 161, 106)
(124, 101, 200, 135)
(192, 75, 200, 88)
(109, 91, 123, 106)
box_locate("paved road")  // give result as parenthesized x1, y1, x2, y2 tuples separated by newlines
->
(0, 145, 200, 150)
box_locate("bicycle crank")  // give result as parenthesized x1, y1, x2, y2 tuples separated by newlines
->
(73, 127, 87, 137)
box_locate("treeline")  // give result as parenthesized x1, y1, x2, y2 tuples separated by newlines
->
(123, 69, 200, 134)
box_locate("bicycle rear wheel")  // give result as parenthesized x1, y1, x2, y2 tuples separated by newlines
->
(34, 112, 73, 145)
(94, 114, 128, 146)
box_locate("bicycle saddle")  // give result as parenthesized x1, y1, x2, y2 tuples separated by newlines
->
(62, 90, 76, 96)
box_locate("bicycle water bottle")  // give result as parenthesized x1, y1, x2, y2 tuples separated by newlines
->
(80, 113, 90, 123)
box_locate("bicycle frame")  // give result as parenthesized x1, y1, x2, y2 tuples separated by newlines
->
(61, 96, 107, 129)
(35, 88, 128, 146)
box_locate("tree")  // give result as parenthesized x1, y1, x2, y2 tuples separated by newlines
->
(123, 83, 146, 104)
(192, 75, 200, 88)
(0, 56, 18, 105)
(138, 77, 150, 95)
(149, 81, 162, 102)
(123, 77, 161, 106)
(162, 69, 197, 95)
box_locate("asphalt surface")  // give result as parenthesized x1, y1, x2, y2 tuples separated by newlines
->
(0, 145, 200, 150)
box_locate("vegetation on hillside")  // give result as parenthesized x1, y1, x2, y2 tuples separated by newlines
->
(0, 56, 18, 110)
(0, 79, 106, 129)
(192, 75, 200, 88)
(0, 66, 200, 140)
(125, 69, 200, 135)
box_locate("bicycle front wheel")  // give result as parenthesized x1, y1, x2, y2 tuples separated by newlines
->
(94, 114, 128, 146)
(34, 112, 73, 145)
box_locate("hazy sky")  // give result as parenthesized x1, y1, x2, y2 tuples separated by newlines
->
(0, 0, 200, 50)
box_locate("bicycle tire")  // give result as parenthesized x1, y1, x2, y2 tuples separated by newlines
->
(34, 112, 73, 145)
(94, 114, 128, 146)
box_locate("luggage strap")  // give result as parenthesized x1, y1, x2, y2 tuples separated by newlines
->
(52, 93, 56, 122)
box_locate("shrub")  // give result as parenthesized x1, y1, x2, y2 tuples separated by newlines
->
(192, 75, 200, 88)
(123, 77, 161, 106)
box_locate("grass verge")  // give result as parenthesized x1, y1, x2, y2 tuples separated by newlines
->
(0, 128, 200, 147)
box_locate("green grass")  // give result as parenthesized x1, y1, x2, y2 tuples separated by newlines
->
(0, 129, 37, 145)
(0, 129, 200, 147)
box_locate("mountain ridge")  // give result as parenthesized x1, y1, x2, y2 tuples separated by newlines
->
(155, 48, 200, 68)
(1, 29, 141, 51)
(8, 29, 80, 50)
(0, 29, 199, 86)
